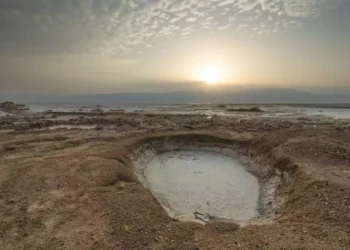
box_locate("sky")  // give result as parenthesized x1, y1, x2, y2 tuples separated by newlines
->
(0, 0, 350, 94)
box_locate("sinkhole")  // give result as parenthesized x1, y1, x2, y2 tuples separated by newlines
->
(133, 136, 281, 224)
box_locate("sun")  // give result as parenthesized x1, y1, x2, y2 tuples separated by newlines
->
(196, 63, 225, 84)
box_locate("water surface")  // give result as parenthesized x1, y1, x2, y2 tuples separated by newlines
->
(144, 150, 260, 222)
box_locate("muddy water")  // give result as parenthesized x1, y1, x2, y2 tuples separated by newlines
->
(144, 150, 260, 222)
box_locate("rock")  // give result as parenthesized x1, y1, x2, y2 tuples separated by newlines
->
(194, 212, 210, 222)
(0, 101, 28, 112)
(30, 121, 47, 129)
(217, 104, 226, 108)
(116, 182, 126, 189)
(0, 101, 16, 110)
(226, 107, 263, 112)
(4, 145, 17, 151)
(183, 125, 195, 130)
(95, 125, 104, 130)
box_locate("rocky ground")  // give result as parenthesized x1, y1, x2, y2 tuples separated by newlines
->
(0, 112, 349, 249)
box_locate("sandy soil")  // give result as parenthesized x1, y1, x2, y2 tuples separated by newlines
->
(0, 113, 349, 249)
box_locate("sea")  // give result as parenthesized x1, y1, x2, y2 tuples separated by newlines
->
(19, 103, 350, 120)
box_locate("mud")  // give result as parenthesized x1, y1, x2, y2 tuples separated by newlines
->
(0, 112, 349, 249)
(133, 138, 284, 226)
(137, 150, 260, 223)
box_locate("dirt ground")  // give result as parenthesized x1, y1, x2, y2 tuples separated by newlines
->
(0, 114, 349, 249)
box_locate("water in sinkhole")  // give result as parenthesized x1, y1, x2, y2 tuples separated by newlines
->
(143, 150, 260, 222)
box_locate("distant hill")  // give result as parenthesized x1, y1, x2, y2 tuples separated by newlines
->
(1, 88, 350, 104)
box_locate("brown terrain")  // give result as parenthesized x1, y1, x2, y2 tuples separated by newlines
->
(0, 112, 349, 249)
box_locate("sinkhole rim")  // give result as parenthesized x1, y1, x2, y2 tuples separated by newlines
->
(132, 136, 284, 225)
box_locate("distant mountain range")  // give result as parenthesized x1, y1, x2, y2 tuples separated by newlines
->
(1, 88, 350, 104)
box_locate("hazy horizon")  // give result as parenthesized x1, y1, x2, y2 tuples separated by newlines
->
(1, 0, 350, 95)
(2, 87, 350, 105)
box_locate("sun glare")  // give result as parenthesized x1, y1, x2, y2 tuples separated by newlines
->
(196, 63, 225, 84)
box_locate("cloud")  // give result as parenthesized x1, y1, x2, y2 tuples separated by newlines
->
(218, 0, 237, 7)
(283, 0, 324, 17)
(0, 0, 340, 57)
(186, 17, 196, 22)
(219, 23, 232, 30)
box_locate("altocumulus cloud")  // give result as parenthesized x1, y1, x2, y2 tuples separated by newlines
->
(0, 0, 341, 57)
